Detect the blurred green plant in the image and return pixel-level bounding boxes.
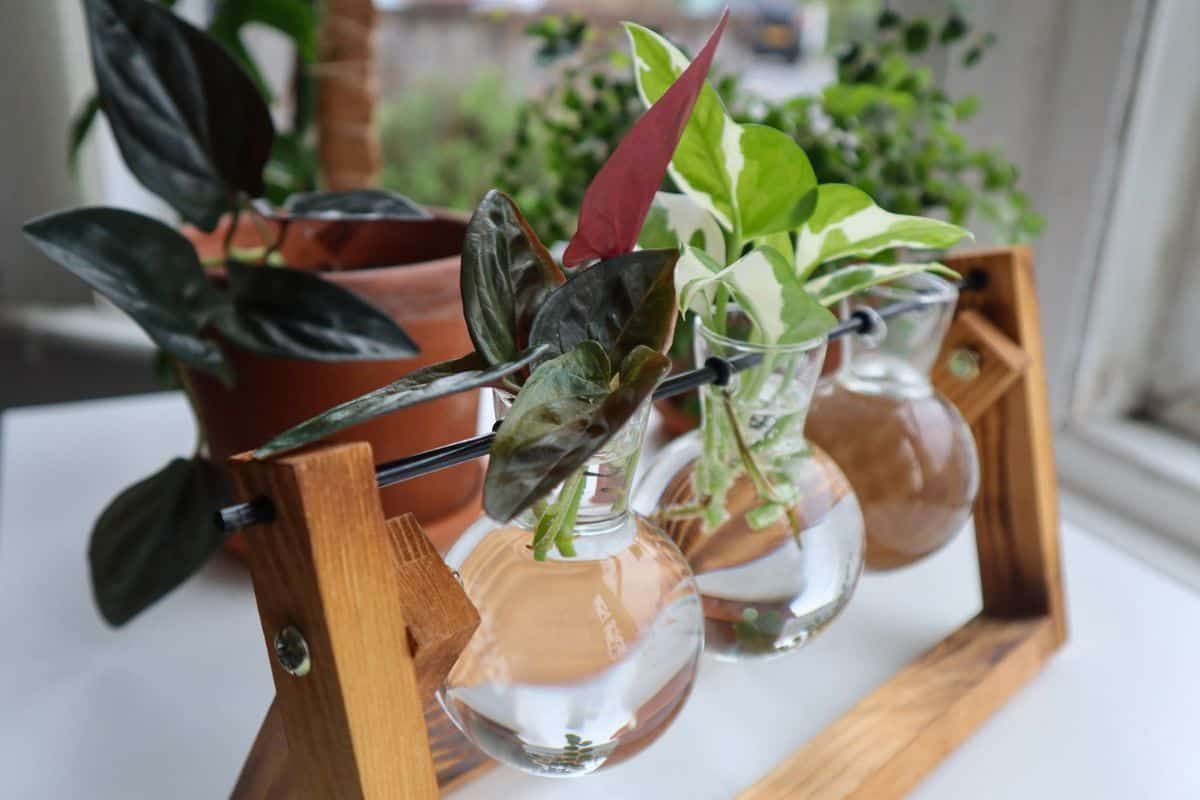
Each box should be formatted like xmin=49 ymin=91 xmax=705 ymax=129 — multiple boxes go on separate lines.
xmin=378 ymin=73 xmax=520 ymax=211
xmin=496 ymin=8 xmax=1043 ymax=244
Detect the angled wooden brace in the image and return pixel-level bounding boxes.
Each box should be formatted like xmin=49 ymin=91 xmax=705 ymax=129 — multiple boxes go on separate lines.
xmin=226 ymin=443 xmax=485 ymax=799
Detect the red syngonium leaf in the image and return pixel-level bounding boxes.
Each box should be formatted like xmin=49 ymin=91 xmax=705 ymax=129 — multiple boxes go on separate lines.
xmin=562 ymin=9 xmax=730 ymax=267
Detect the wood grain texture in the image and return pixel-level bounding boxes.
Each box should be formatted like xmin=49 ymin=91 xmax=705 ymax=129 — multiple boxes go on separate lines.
xmin=738 ymin=615 xmax=1058 ymax=800
xmin=230 ymin=700 xmax=292 ymax=800
xmin=317 ymin=0 xmax=381 ymax=188
xmin=945 ymin=247 xmax=1068 ymax=642
xmin=384 ymin=514 xmax=481 ymax=701
xmin=932 ymin=309 xmax=1030 ymax=427
xmin=229 ymin=443 xmax=439 ymax=800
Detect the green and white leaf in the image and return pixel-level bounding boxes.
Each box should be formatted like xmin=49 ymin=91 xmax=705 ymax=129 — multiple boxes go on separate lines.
xmin=638 ymin=191 xmax=726 ymax=263
xmin=806 ymin=262 xmax=960 ymax=306
xmin=625 ymin=24 xmax=817 ymax=240
xmin=677 ymin=246 xmax=837 ymax=344
xmin=794 ymin=184 xmax=972 ymax=280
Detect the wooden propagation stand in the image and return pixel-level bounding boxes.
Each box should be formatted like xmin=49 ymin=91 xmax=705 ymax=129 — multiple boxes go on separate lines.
xmin=227 ymin=246 xmax=1065 ymax=799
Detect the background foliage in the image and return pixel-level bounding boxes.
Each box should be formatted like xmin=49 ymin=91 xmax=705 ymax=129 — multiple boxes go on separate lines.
xmin=495 ymin=8 xmax=1042 ymax=245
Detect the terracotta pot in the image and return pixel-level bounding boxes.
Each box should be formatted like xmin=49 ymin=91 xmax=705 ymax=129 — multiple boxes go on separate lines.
xmin=183 ymin=212 xmax=482 ymax=553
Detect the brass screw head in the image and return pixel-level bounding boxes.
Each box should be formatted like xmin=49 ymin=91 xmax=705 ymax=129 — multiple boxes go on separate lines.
xmin=274 ymin=625 xmax=311 ymax=677
xmin=948 ymin=347 xmax=982 ymax=380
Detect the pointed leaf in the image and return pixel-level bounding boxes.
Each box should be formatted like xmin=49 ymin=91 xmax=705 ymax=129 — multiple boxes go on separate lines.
xmin=461 ymin=190 xmax=565 ymax=365
xmin=89 ymin=457 xmax=229 ymax=626
xmin=638 ymin=191 xmax=726 ymax=263
xmin=530 ymin=248 xmax=678 ymax=367
xmin=255 ymin=346 xmax=549 ymax=458
xmin=806 ymin=262 xmax=960 ymax=306
xmin=67 ymin=94 xmax=102 ymax=175
xmin=281 ymin=189 xmax=431 ymax=221
xmin=23 ymin=207 xmax=229 ymax=380
xmin=794 ymin=184 xmax=972 ymax=280
xmin=213 ymin=261 xmax=419 ymax=361
xmin=562 ymin=10 xmax=729 ymax=266
xmin=83 ymin=0 xmax=275 ymax=229
xmin=484 ymin=343 xmax=668 ymax=521
xmin=624 ymin=20 xmax=738 ymax=231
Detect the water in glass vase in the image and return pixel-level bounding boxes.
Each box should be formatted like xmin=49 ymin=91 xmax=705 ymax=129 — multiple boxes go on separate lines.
xmin=637 ymin=317 xmax=865 ymax=661
xmin=808 ymin=273 xmax=980 ymax=570
xmin=440 ymin=401 xmax=704 ymax=777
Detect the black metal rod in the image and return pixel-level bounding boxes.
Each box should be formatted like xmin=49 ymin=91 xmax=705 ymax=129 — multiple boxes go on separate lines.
xmin=215 ymin=270 xmax=985 ymax=533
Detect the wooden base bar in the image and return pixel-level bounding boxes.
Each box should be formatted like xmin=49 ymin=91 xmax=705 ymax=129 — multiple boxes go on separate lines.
xmin=740 ymin=615 xmax=1057 ymax=799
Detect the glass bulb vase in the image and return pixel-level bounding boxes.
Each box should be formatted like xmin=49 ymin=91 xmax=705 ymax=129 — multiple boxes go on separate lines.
xmin=808 ymin=272 xmax=981 ymax=571
xmin=637 ymin=314 xmax=865 ymax=661
xmin=440 ymin=399 xmax=704 ymax=778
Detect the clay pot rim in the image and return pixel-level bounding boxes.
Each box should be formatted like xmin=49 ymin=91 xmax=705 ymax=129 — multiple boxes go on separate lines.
xmin=186 ymin=206 xmax=471 ymax=277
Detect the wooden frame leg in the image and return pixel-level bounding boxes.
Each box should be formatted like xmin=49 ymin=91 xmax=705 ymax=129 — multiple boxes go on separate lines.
xmin=227 ymin=443 xmax=448 ymax=800
xmin=740 ymin=246 xmax=1068 ymax=799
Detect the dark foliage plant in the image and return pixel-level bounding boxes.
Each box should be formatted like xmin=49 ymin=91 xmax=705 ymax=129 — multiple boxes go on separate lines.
xmin=28 ymin=1 xmax=725 ymax=622
xmin=29 ymin=0 xmax=447 ymax=626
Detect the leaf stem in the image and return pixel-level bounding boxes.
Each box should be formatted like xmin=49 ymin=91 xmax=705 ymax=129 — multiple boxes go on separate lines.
xmin=222 ymin=205 xmax=242 ymax=261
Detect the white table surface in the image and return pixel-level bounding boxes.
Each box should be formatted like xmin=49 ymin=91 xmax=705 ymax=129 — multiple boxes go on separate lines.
xmin=2 ymin=393 xmax=1198 ymax=799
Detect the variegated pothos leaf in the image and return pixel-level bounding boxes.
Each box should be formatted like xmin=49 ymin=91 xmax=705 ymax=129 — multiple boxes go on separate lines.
xmin=794 ymin=184 xmax=972 ymax=280
xmin=677 ymin=245 xmax=836 ymax=344
xmin=805 ymin=262 xmax=960 ymax=306
xmin=638 ymin=191 xmax=727 ymax=263
xmin=625 ymin=24 xmax=816 ymax=241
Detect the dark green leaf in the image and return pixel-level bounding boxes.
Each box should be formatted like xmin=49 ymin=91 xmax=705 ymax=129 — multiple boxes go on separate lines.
xmin=263 ymin=132 xmax=318 ymax=204
xmin=903 ymin=21 xmax=931 ymax=53
xmin=89 ymin=457 xmax=229 ymax=626
xmin=67 ymin=94 xmax=102 ymax=175
xmin=255 ymin=345 xmax=549 ymax=458
xmin=22 ymin=207 xmax=229 ymax=381
xmin=461 ymin=190 xmax=565 ymax=365
xmin=213 ymin=261 xmax=419 ymax=361
xmin=484 ymin=342 xmax=668 ymax=521
xmin=282 ymin=189 xmax=431 ymax=221
xmin=940 ymin=12 xmax=970 ymax=44
xmin=210 ymin=0 xmax=317 ymax=61
xmin=529 ymin=248 xmax=678 ymax=368
xmin=877 ymin=9 xmax=902 ymax=30
xmin=83 ymin=0 xmax=275 ymax=229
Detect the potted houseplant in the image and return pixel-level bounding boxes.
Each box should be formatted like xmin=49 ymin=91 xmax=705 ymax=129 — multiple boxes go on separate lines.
xmin=23 ymin=0 xmax=480 ymax=625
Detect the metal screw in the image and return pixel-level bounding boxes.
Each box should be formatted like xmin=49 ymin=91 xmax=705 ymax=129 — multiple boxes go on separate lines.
xmin=947 ymin=347 xmax=982 ymax=381
xmin=274 ymin=625 xmax=311 ymax=677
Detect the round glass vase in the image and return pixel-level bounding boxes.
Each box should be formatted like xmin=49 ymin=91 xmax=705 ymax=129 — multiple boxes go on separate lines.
xmin=807 ymin=272 xmax=980 ymax=571
xmin=637 ymin=313 xmax=865 ymax=661
xmin=439 ymin=396 xmax=704 ymax=778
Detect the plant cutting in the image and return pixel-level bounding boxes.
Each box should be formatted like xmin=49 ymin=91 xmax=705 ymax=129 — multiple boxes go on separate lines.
xmin=23 ymin=0 xmax=476 ymax=626
xmin=258 ymin=12 xmax=732 ymax=776
xmin=625 ymin=23 xmax=972 ymax=658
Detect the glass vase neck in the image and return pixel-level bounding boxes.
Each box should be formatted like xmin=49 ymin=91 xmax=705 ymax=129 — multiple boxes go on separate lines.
xmin=694 ymin=314 xmax=827 ymax=427
xmin=494 ymin=390 xmax=651 ymax=549
xmin=838 ymin=272 xmax=957 ymax=399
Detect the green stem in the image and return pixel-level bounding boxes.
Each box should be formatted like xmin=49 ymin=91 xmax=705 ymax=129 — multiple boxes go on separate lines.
xmin=553 ymin=471 xmax=587 ymax=558
xmin=721 ymin=392 xmax=783 ymax=505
